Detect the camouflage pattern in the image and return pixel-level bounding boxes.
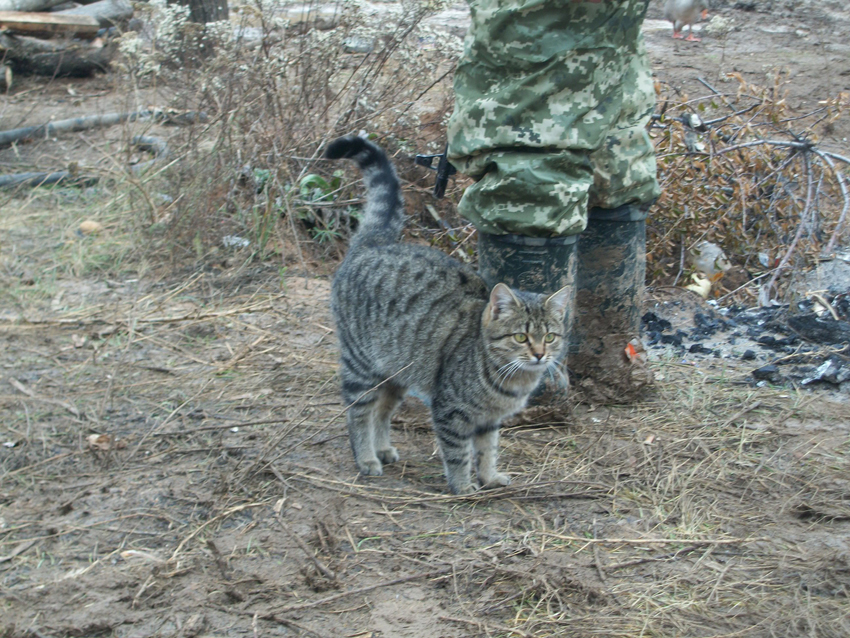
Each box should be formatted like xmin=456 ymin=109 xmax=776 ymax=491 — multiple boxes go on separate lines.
xmin=447 ymin=0 xmax=661 ymax=237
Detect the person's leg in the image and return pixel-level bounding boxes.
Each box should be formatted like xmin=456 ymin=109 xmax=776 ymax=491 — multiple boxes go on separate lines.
xmin=573 ymin=30 xmax=660 ymax=403
xmin=447 ymin=0 xmax=657 ymax=402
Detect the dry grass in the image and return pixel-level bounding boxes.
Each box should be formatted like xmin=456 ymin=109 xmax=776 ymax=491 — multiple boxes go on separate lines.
xmin=2 ymin=5 xmax=850 ymax=637
xmin=2 ymin=237 xmax=848 ymax=636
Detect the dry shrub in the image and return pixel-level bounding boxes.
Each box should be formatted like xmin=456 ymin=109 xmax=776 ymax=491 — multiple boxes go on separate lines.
xmin=649 ymin=73 xmax=848 ymax=303
xmin=115 ymin=0 xmax=459 ymax=265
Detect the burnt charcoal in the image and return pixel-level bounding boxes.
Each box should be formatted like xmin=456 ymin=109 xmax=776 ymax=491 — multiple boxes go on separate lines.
xmin=689 ymin=343 xmax=713 ymax=354
xmin=741 ymin=349 xmax=757 ymax=361
xmin=762 ymin=320 xmax=788 ymax=333
xmin=646 ymin=331 xmax=662 ymax=346
xmin=752 ymin=364 xmax=780 ymax=382
xmin=736 ymin=305 xmax=790 ymax=329
xmin=642 ymin=312 xmax=672 ymax=334
xmin=661 ymin=330 xmax=687 ymax=347
xmin=756 ymin=335 xmax=798 ymax=350
xmin=833 ymin=293 xmax=850 ymax=319
xmin=786 ymin=314 xmax=850 ymax=345
xmin=692 ymin=312 xmax=730 ymax=337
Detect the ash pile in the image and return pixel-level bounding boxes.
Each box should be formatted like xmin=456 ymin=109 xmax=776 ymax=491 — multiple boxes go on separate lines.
xmin=643 ymin=290 xmax=850 ymax=389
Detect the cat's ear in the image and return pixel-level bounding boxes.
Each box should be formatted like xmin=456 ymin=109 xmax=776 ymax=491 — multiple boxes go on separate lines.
xmin=489 ymin=283 xmax=521 ymax=321
xmin=545 ymin=285 xmax=572 ymax=319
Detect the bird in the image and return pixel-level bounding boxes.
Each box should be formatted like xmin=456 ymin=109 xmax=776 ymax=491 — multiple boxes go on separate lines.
xmin=664 ymin=0 xmax=709 ymax=42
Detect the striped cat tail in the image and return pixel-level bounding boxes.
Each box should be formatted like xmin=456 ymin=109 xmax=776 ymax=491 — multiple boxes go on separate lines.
xmin=325 ymin=136 xmax=404 ymax=247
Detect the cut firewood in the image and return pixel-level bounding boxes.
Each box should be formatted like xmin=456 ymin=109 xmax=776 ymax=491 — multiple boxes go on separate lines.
xmin=0 ymin=32 xmax=114 ymax=76
xmin=57 ymin=0 xmax=133 ymax=28
xmin=0 ymin=0 xmax=68 ymax=11
xmin=0 ymin=11 xmax=99 ymax=38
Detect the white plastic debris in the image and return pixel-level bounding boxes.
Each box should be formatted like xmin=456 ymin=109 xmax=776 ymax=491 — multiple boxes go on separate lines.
xmin=222 ymin=235 xmax=250 ymax=249
xmin=685 ymin=273 xmax=712 ymax=298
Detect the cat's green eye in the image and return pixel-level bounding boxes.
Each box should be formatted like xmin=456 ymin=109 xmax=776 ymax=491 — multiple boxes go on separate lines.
xmin=544 ymin=333 xmax=556 ymax=343
xmin=514 ymin=333 xmax=528 ymax=343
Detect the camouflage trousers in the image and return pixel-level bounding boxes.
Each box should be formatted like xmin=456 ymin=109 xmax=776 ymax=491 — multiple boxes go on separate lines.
xmin=447 ymin=0 xmax=661 ymax=237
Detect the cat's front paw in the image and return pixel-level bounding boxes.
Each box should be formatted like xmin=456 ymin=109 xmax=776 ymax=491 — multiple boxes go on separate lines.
xmin=481 ymin=472 xmax=511 ymax=489
xmin=377 ymin=446 xmax=399 ymax=464
xmin=358 ymin=459 xmax=383 ymax=476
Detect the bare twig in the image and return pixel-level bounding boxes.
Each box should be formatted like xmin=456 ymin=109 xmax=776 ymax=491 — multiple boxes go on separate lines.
xmin=8 ymin=377 xmax=80 ymax=417
xmin=168 ymin=502 xmax=267 ymax=564
xmin=813 ymin=150 xmax=849 ymax=255
xmin=760 ymin=152 xmax=814 ymax=305
xmin=440 ymin=616 xmax=533 ymax=638
xmin=275 ymin=513 xmax=336 ymax=581
xmin=263 ymin=568 xmax=452 ymax=615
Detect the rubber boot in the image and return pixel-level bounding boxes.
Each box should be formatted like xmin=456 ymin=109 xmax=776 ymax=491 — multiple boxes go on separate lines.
xmin=571 ymin=204 xmax=652 ymax=403
xmin=477 ymin=232 xmax=577 ymax=405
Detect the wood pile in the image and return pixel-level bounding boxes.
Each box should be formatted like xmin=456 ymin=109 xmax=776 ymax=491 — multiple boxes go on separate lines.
xmin=0 ymin=0 xmax=132 ymax=81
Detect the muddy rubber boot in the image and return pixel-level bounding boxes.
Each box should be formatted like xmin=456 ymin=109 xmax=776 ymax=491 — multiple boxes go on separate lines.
xmin=477 ymin=232 xmax=577 ymax=405
xmin=571 ymin=204 xmax=653 ymax=403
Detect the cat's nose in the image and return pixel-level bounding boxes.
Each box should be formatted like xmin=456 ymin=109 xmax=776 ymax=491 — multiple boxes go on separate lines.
xmin=532 ymin=352 xmax=544 ymax=361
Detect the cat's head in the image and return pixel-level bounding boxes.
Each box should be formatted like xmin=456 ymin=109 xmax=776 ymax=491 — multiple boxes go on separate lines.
xmin=481 ymin=283 xmax=571 ymax=375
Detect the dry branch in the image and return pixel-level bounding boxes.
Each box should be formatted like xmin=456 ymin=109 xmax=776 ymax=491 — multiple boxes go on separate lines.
xmin=651 ymin=79 xmax=849 ymax=304
xmin=0 ymin=0 xmax=66 ymax=11
xmin=275 ymin=513 xmax=336 ymax=581
xmin=759 ymin=152 xmax=815 ymax=305
xmin=815 ymin=150 xmax=850 ymax=255
xmin=536 ymin=532 xmax=764 ymax=546
xmin=263 ymin=568 xmax=452 ymax=615
xmin=57 ymin=0 xmax=133 ymax=27
xmin=0 ymin=108 xmax=197 ymax=147
xmin=0 ymin=11 xmax=99 ymax=38
xmin=441 ymin=616 xmax=533 ymax=638
xmin=168 ymin=502 xmax=267 ymax=563
xmin=0 ymin=32 xmax=114 ymax=77
xmin=0 ymin=136 xmax=172 ymax=189
xmin=0 ymin=170 xmax=95 ymax=189
xmin=0 ymin=538 xmax=38 ymax=564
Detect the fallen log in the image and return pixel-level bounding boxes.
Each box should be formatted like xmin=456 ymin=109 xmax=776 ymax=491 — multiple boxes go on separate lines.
xmin=0 ymin=0 xmax=67 ymax=11
xmin=0 ymin=170 xmax=96 ymax=188
xmin=0 ymin=32 xmax=115 ymax=77
xmin=57 ymin=0 xmax=133 ymax=27
xmin=0 ymin=108 xmax=208 ymax=147
xmin=0 ymin=136 xmax=172 ymax=189
xmin=0 ymin=11 xmax=99 ymax=38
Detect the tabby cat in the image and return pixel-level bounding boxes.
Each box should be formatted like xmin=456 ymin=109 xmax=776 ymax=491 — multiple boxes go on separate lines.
xmin=326 ymin=136 xmax=570 ymax=494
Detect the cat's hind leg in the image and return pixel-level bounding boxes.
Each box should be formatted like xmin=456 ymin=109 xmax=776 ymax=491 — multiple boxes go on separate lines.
xmin=432 ymin=405 xmax=475 ymax=494
xmin=373 ymin=382 xmax=405 ymax=465
xmin=473 ymin=424 xmax=510 ymax=489
xmin=341 ymin=370 xmax=383 ymax=476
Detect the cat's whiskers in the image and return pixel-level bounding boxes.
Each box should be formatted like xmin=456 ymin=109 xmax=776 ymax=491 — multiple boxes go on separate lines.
xmin=495 ymin=359 xmax=523 ymax=390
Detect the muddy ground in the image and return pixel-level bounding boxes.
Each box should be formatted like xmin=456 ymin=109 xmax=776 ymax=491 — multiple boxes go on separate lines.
xmin=2 ymin=1 xmax=850 ymax=637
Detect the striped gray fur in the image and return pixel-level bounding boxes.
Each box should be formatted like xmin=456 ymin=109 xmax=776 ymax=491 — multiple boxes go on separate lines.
xmin=326 ymin=136 xmax=570 ymax=494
